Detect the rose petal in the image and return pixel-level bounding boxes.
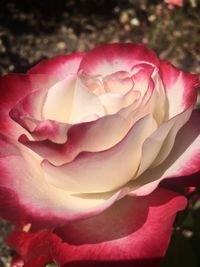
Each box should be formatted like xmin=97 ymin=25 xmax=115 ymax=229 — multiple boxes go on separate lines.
xmin=131 ymin=63 xmax=155 ymax=99
xmin=19 ymin=114 xmax=130 ymax=165
xmin=28 ymin=52 xmax=85 ymax=80
xmin=136 ymin=107 xmax=192 ymax=177
xmin=68 ymin=78 xmax=105 ymax=123
xmin=159 ymin=61 xmax=199 ymax=118
xmin=0 ymin=134 xmax=130 ymax=230
xmin=42 ymin=114 xmax=157 ymax=193
xmin=99 ymin=89 xmax=140 ymax=115
xmin=103 ymin=71 xmax=133 ymax=94
xmin=78 ymin=43 xmax=159 ymax=76
xmin=7 ymin=229 xmax=59 ymax=267
xmin=42 ymin=75 xmax=77 ymax=123
xmin=129 ymin=109 xmax=200 ymax=196
xmin=0 ymin=74 xmax=54 ymax=137
xmin=7 ymin=188 xmax=186 ymax=267
xmin=9 ymin=89 xmax=48 ymax=132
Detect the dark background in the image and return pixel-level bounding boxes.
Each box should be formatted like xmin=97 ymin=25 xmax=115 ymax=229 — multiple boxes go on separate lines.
xmin=0 ymin=0 xmax=200 ymax=266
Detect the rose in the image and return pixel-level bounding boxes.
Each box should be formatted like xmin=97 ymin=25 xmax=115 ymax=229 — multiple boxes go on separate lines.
xmin=0 ymin=43 xmax=200 ymax=266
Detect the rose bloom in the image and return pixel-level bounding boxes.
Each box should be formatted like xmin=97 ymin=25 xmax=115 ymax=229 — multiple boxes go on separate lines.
xmin=0 ymin=43 xmax=200 ymax=267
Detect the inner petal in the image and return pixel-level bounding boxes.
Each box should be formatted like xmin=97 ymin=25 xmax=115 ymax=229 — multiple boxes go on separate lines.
xmin=99 ymin=89 xmax=140 ymax=115
xmin=42 ymin=114 xmax=157 ymax=194
xmin=103 ymin=71 xmax=134 ymax=94
xmin=68 ymin=78 xmax=105 ymax=123
xmin=43 ymin=75 xmax=76 ymax=123
xmin=79 ymin=72 xmax=105 ymax=96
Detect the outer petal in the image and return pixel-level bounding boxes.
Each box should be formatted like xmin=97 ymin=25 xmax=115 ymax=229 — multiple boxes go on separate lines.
xmin=28 ymin=52 xmax=86 ymax=80
xmin=42 ymin=115 xmax=157 ymax=193
xmin=0 ymin=74 xmax=54 ymax=137
xmin=7 ymin=229 xmax=59 ymax=267
xmin=159 ymin=61 xmax=199 ymax=118
xmin=0 ymin=133 xmax=130 ymax=231
xmin=9 ymin=89 xmax=48 ymax=132
xmin=129 ymin=109 xmax=200 ymax=196
xmin=78 ymin=43 xmax=159 ymax=76
xmin=7 ymin=189 xmax=186 ymax=267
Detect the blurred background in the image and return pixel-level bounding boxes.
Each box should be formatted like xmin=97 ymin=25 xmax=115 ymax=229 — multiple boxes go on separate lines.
xmin=0 ymin=0 xmax=200 ymax=266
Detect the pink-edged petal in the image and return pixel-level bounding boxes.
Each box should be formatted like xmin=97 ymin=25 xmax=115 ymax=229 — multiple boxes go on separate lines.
xmin=78 ymin=43 xmax=159 ymax=76
xmin=19 ymin=114 xmax=130 ymax=165
xmin=17 ymin=95 xmax=143 ymax=163
xmin=129 ymin=109 xmax=200 ymax=196
xmin=0 ymin=133 xmax=130 ymax=230
xmin=17 ymin=94 xmax=145 ymax=164
xmin=131 ymin=63 xmax=167 ymax=125
xmin=53 ymin=188 xmax=186 ymax=266
xmin=159 ymin=61 xmax=200 ymax=118
xmin=9 ymin=89 xmax=48 ymax=132
xmin=7 ymin=189 xmax=186 ymax=267
xmin=42 ymin=115 xmax=157 ymax=193
xmin=136 ymin=107 xmax=192 ymax=177
xmin=0 ymin=74 xmax=54 ymax=137
xmin=131 ymin=63 xmax=155 ymax=99
xmin=28 ymin=52 xmax=86 ymax=80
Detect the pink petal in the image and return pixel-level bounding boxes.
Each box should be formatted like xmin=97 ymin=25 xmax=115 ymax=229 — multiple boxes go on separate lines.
xmin=131 ymin=63 xmax=155 ymax=99
xmin=42 ymin=115 xmax=157 ymax=193
xmin=28 ymin=52 xmax=85 ymax=80
xmin=159 ymin=61 xmax=200 ymax=118
xmin=0 ymin=74 xmax=53 ymax=137
xmin=78 ymin=43 xmax=159 ymax=76
xmin=9 ymin=89 xmax=48 ymax=132
xmin=0 ymin=134 xmax=130 ymax=230
xmin=7 ymin=229 xmax=60 ymax=267
xmin=7 ymin=188 xmax=186 ymax=267
xmin=19 ymin=114 xmax=130 ymax=165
